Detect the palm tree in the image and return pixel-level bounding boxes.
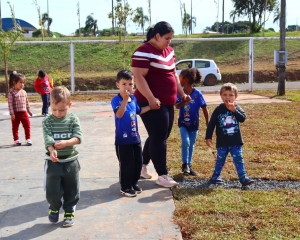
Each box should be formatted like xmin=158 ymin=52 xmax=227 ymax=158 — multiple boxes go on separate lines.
xmin=229 ymin=10 xmax=238 ymax=33
xmin=42 ymin=13 xmax=52 ymax=36
xmin=132 ymin=7 xmax=149 ymax=35
xmin=183 ymin=12 xmax=196 ymax=35
xmin=84 ymin=13 xmax=98 ymax=36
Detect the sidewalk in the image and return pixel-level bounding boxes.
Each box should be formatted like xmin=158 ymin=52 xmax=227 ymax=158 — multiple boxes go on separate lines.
xmin=0 ymin=101 xmax=181 ymax=240
xmin=0 ymin=93 xmax=289 ymax=239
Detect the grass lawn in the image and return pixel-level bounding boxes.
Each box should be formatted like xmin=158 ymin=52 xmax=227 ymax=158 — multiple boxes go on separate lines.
xmin=168 ymin=90 xmax=300 ymax=239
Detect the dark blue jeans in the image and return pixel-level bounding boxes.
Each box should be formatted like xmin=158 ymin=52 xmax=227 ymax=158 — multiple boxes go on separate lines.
xmin=41 ymin=93 xmax=50 ymax=114
xmin=138 ymin=102 xmax=174 ymax=176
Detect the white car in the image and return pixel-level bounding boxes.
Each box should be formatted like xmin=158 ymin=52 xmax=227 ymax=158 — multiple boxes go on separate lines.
xmin=175 ymin=59 xmax=222 ymax=86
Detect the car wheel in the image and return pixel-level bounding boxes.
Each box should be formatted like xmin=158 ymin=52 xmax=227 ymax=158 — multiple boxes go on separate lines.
xmin=204 ymin=74 xmax=217 ymax=86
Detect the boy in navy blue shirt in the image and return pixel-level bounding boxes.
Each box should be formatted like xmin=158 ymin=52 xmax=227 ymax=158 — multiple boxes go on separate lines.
xmin=111 ymin=70 xmax=150 ymax=197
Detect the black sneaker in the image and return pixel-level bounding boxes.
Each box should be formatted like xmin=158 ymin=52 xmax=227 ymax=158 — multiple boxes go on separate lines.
xmin=241 ymin=177 xmax=254 ymax=187
xmin=182 ymin=163 xmax=190 ymax=175
xmin=63 ymin=212 xmax=74 ymax=227
xmin=120 ymin=188 xmax=137 ymax=197
xmin=48 ymin=209 xmax=59 ymax=224
xmin=188 ymin=167 xmax=198 ymax=176
xmin=133 ymin=184 xmax=142 ymax=194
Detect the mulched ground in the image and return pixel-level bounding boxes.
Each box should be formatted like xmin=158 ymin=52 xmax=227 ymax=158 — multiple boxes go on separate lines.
xmin=177 ymin=178 xmax=300 ymax=190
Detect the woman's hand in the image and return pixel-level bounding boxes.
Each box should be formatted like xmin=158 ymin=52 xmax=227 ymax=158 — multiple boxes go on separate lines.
xmin=148 ymin=97 xmax=161 ymax=110
xmin=182 ymin=94 xmax=192 ymax=103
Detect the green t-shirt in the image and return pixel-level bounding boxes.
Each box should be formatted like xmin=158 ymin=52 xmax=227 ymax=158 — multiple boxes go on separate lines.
xmin=42 ymin=113 xmax=82 ymax=162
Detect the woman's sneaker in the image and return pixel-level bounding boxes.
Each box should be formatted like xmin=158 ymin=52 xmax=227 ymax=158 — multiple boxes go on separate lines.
xmin=133 ymin=184 xmax=142 ymax=194
xmin=14 ymin=140 xmax=21 ymax=146
xmin=156 ymin=175 xmax=178 ymax=188
xmin=120 ymin=188 xmax=137 ymax=197
xmin=141 ymin=164 xmax=152 ymax=179
xmin=63 ymin=212 xmax=74 ymax=227
xmin=48 ymin=209 xmax=59 ymax=223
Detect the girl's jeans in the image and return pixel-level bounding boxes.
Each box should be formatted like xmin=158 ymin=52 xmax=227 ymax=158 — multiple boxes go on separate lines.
xmin=179 ymin=127 xmax=198 ymax=166
xmin=212 ymin=145 xmax=247 ymax=181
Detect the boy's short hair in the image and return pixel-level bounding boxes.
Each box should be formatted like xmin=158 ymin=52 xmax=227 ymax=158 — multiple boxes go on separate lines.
xmin=38 ymin=70 xmax=46 ymax=78
xmin=116 ymin=70 xmax=133 ymax=82
xmin=220 ymin=83 xmax=238 ymax=96
xmin=50 ymin=86 xmax=71 ymax=104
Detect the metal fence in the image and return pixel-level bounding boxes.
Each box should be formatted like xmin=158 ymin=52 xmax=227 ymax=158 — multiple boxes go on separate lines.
xmin=7 ymin=37 xmax=300 ymax=94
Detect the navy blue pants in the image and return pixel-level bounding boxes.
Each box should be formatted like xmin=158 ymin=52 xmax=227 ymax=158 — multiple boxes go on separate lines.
xmin=41 ymin=93 xmax=50 ymax=114
xmin=138 ymin=102 xmax=174 ymax=176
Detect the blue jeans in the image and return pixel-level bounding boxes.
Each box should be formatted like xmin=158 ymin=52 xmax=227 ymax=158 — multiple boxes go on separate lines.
xmin=180 ymin=127 xmax=198 ymax=166
xmin=212 ymin=145 xmax=247 ymax=181
xmin=41 ymin=93 xmax=50 ymax=114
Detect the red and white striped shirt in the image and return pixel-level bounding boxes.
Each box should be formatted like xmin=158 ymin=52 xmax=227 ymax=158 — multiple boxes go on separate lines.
xmin=131 ymin=42 xmax=177 ymax=105
xmin=8 ymin=88 xmax=30 ymax=115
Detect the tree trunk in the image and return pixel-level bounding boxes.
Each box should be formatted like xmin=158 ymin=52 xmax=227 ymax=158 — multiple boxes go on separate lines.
xmin=4 ymin=56 xmax=9 ymax=98
xmin=278 ymin=0 xmax=286 ymax=95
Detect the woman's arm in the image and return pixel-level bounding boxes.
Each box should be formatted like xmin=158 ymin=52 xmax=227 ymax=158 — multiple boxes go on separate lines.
xmin=132 ymin=67 xmax=160 ymax=110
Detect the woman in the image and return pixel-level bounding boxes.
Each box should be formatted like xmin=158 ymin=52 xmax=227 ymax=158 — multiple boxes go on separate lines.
xmin=131 ymin=21 xmax=191 ymax=188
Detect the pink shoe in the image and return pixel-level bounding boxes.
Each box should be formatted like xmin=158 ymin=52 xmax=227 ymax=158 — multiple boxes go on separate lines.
xmin=141 ymin=164 xmax=152 ymax=179
xmin=156 ymin=175 xmax=178 ymax=188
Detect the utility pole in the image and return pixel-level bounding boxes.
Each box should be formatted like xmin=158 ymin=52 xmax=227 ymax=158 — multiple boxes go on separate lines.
xmin=47 ymin=0 xmax=50 ymax=36
xmin=0 ymin=0 xmax=2 ymax=30
xmin=112 ymin=0 xmax=115 ymax=35
xmin=190 ymin=0 xmax=192 ymax=34
xmin=221 ymin=0 xmax=224 ymax=34
xmin=77 ymin=1 xmax=80 ymax=36
xmin=278 ymin=0 xmax=286 ymax=95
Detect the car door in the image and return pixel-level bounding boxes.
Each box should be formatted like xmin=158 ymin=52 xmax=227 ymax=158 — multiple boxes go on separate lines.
xmin=175 ymin=60 xmax=193 ymax=76
xmin=195 ymin=60 xmax=210 ymax=80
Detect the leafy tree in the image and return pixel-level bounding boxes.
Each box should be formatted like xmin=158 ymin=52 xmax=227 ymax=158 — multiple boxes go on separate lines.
xmin=32 ymin=0 xmax=45 ymax=40
xmin=108 ymin=0 xmax=133 ymax=42
xmin=232 ymin=0 xmax=278 ymax=33
xmin=230 ymin=9 xmax=238 ymax=33
xmin=132 ymin=7 xmax=149 ymax=35
xmin=0 ymin=2 xmax=23 ymax=96
xmin=42 ymin=13 xmax=53 ymax=36
xmin=84 ymin=13 xmax=98 ymax=36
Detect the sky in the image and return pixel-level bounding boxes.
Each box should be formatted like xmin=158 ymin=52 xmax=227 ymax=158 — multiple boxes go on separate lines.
xmin=2 ymin=0 xmax=299 ymax=35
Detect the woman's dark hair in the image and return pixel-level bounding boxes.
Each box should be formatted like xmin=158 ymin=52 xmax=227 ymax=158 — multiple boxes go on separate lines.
xmin=38 ymin=70 xmax=46 ymax=78
xmin=9 ymin=71 xmax=25 ymax=88
xmin=145 ymin=21 xmax=174 ymax=42
xmin=180 ymin=68 xmax=202 ymax=85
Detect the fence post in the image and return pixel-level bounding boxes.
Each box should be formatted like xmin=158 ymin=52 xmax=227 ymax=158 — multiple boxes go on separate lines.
xmin=70 ymin=41 xmax=75 ymax=94
xmin=249 ymin=38 xmax=254 ymax=92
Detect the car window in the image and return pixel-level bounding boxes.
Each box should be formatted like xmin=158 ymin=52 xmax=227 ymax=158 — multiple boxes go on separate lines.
xmin=195 ymin=61 xmax=210 ymax=68
xmin=176 ymin=61 xmax=192 ymax=70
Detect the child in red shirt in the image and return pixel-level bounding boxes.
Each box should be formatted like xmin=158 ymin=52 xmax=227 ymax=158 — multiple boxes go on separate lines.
xmin=34 ymin=70 xmax=53 ymax=116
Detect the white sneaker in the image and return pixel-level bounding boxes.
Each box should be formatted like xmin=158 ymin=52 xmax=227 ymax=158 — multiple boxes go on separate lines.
xmin=26 ymin=139 xmax=32 ymax=146
xmin=156 ymin=175 xmax=178 ymax=188
xmin=141 ymin=164 xmax=152 ymax=179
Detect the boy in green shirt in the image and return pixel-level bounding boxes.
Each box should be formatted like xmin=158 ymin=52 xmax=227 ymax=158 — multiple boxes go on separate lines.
xmin=42 ymin=86 xmax=82 ymax=227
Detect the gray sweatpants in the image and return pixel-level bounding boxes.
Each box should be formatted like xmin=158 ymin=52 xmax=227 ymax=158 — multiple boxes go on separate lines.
xmin=45 ymin=159 xmax=81 ymax=213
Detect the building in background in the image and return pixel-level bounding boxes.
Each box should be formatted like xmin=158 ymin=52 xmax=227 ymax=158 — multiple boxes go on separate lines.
xmin=2 ymin=17 xmax=37 ymax=37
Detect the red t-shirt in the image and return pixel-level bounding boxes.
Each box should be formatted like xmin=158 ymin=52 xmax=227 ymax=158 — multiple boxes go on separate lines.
xmin=131 ymin=42 xmax=177 ymax=105
xmin=34 ymin=74 xmax=53 ymax=95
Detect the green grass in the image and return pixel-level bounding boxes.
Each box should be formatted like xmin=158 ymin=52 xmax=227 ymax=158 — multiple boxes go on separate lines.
xmin=168 ymin=90 xmax=300 ymax=239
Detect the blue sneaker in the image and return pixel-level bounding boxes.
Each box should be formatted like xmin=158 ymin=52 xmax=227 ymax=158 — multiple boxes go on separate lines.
xmin=48 ymin=209 xmax=59 ymax=223
xmin=210 ymin=177 xmax=224 ymax=184
xmin=63 ymin=212 xmax=74 ymax=227
xmin=241 ymin=177 xmax=254 ymax=186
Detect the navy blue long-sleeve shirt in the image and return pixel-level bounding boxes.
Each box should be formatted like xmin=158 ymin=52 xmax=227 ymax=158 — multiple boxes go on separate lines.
xmin=205 ymin=103 xmax=246 ymax=148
